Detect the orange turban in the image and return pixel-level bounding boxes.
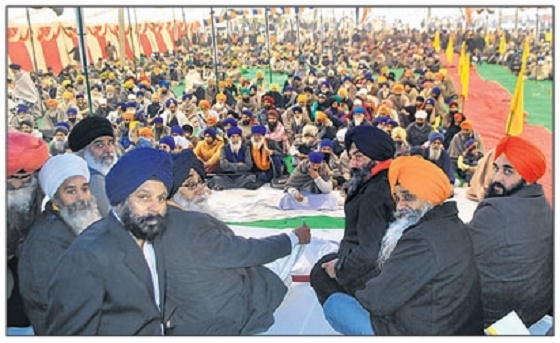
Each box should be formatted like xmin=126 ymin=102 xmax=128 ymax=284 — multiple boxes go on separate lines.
xmin=218 ymin=81 xmax=226 ymax=88
xmin=122 ymin=112 xmax=134 ymax=120
xmin=404 ymin=69 xmax=413 ymax=77
xmin=392 ymin=84 xmax=404 ymax=93
xmin=216 ymin=93 xmax=226 ymax=102
xmin=495 ymin=136 xmax=546 ymax=183
xmin=8 ymin=132 xmax=49 ymax=176
xmin=388 ymin=156 xmax=453 ymax=205
xmin=206 ymin=116 xmax=217 ymax=125
xmin=46 ymin=99 xmax=59 ymax=108
xmin=138 ymin=127 xmax=153 ymax=138
xmin=460 ymin=120 xmax=474 ymax=130
xmin=316 ymin=111 xmax=327 ymax=121
xmin=199 ymin=100 xmax=211 ymax=109
xmin=378 ymin=105 xmax=391 ymax=115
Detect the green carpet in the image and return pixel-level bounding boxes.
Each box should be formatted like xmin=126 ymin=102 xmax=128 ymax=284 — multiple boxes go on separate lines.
xmin=476 ymin=63 xmax=553 ymax=132
xmin=227 ymin=215 xmax=345 ymax=229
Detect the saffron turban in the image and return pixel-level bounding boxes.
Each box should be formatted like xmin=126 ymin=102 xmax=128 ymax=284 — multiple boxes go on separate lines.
xmin=138 ymin=127 xmax=153 ymax=138
xmin=460 ymin=120 xmax=474 ymax=130
xmin=388 ymin=156 xmax=452 ymax=205
xmin=105 ymin=148 xmax=173 ymax=205
xmin=7 ymin=132 xmax=49 ymax=176
xmin=199 ymin=100 xmax=211 ymax=109
xmin=345 ymin=125 xmax=395 ymax=162
xmin=495 ymin=136 xmax=546 ymax=183
xmin=39 ymin=154 xmax=89 ymax=199
xmin=316 ymin=111 xmax=327 ymax=121
xmin=122 ymin=112 xmax=134 ymax=120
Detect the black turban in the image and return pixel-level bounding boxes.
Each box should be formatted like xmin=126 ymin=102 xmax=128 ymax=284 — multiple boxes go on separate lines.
xmin=68 ymin=116 xmax=114 ymax=152
xmin=169 ymin=150 xmax=206 ymax=198
xmin=345 ymin=125 xmax=395 ymax=162
xmin=105 ymin=148 xmax=173 ymax=205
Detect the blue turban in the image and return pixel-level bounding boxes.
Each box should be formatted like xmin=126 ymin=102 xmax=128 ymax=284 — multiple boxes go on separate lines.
xmin=251 ymin=125 xmax=266 ymax=136
xmin=159 ymin=135 xmax=176 ymax=150
xmin=308 ymin=151 xmax=324 ymax=164
xmin=55 ymin=122 xmax=70 ymax=131
xmin=425 ymin=98 xmax=436 ymax=106
xmin=76 ymin=93 xmax=85 ymax=99
xmin=320 ymin=138 xmax=334 ymax=149
xmin=223 ymin=117 xmax=238 ymax=127
xmin=170 ymin=125 xmax=184 ymax=136
xmin=309 ymin=70 xmax=317 ymax=76
xmin=284 ymin=86 xmax=293 ymax=92
xmin=105 ymin=148 xmax=173 ymax=205
xmin=227 ymin=126 xmax=242 ymax=137
xmin=182 ymin=93 xmax=192 ymax=101
xmin=293 ymin=76 xmax=302 ymax=81
xmin=345 ymin=125 xmax=395 ymax=161
xmin=166 ymin=98 xmax=178 ymax=108
xmin=116 ymin=102 xmax=126 ymax=110
xmin=464 ymin=138 xmax=476 ymax=149
xmin=17 ymin=105 xmax=29 ymax=113
xmin=241 ymin=110 xmax=253 ymax=118
xmin=67 ymin=107 xmax=78 ymax=115
xmin=138 ymin=84 xmax=148 ymax=90
xmin=321 ymin=81 xmax=330 ymax=88
xmin=432 ymin=87 xmax=441 ymax=96
xmin=159 ymin=80 xmax=170 ymax=88
xmin=170 ymin=149 xmax=205 ymax=197
xmin=292 ymin=106 xmax=303 ymax=113
xmin=377 ymin=116 xmax=389 ymax=124
xmin=136 ymin=91 xmax=145 ymax=97
xmin=125 ymin=101 xmax=136 ymax=108
xmin=9 ymin=63 xmax=21 ymax=70
xmin=92 ymin=84 xmax=102 ymax=91
xmin=249 ymin=84 xmax=257 ymax=91
xmin=429 ymin=132 xmax=445 ymax=143
xmin=203 ymin=127 xmax=217 ymax=140
xmin=343 ymin=76 xmax=352 ymax=83
xmin=388 ymin=120 xmax=399 ymax=127
xmin=153 ymin=116 xmax=164 ymax=124
xmin=352 ymin=106 xmax=366 ymax=116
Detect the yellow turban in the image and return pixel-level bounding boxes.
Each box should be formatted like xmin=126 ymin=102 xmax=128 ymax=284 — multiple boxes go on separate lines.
xmin=218 ymin=81 xmax=226 ymax=88
xmin=297 ymin=94 xmax=307 ymax=102
xmin=129 ymin=120 xmax=141 ymax=130
xmin=388 ymin=156 xmax=453 ymax=205
xmin=106 ymin=85 xmax=115 ymax=92
xmin=63 ymin=91 xmax=74 ymax=100
xmin=216 ymin=93 xmax=226 ymax=102
xmin=270 ymin=83 xmax=279 ymax=91
xmin=108 ymin=72 xmax=115 ymax=80
xmin=124 ymin=80 xmax=134 ymax=89
xmin=316 ymin=111 xmax=327 ymax=121
xmin=256 ymin=70 xmax=263 ymax=78
xmin=62 ymin=80 xmax=71 ymax=87
xmin=337 ymin=88 xmax=348 ymax=97
xmin=378 ymin=76 xmax=387 ymax=83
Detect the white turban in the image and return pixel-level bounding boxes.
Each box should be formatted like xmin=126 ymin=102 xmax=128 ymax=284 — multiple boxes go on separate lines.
xmin=39 ymin=154 xmax=90 ymax=199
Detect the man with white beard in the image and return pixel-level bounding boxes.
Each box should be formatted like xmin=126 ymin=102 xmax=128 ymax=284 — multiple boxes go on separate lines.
xmin=19 ymin=154 xmax=102 ymax=335
xmin=48 ymin=124 xmax=70 ymax=156
xmin=321 ymin=156 xmax=483 ymax=335
xmin=421 ymin=132 xmax=455 ymax=185
xmin=7 ymin=132 xmax=49 ymax=328
xmin=209 ymin=127 xmax=262 ymax=190
xmin=169 ymin=149 xmax=217 ymax=218
xmin=68 ymin=116 xmax=118 ymax=217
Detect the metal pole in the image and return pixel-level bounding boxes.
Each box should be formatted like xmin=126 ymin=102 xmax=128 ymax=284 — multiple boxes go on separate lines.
xmin=172 ymin=8 xmax=178 ymax=53
xmin=134 ymin=8 xmax=141 ymax=59
xmin=75 ymin=7 xmax=93 ymax=116
xmin=210 ymin=7 xmax=219 ymax=84
xmin=296 ymin=11 xmax=301 ymax=53
xmin=118 ymin=8 xmax=126 ymax=62
xmin=320 ymin=8 xmax=324 ymax=52
xmin=515 ymin=8 xmax=519 ymax=31
xmin=535 ymin=8 xmax=539 ymax=48
xmin=181 ymin=7 xmax=189 ymax=51
xmin=265 ymin=8 xmax=273 ymax=84
xmin=25 ymin=8 xmax=46 ymax=120
xmin=126 ymin=7 xmax=137 ymax=79
xmin=226 ymin=8 xmax=232 ymax=61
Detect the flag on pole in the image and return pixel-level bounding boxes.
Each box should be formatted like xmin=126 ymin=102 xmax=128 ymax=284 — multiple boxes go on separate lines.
xmin=505 ymin=37 xmax=530 ymax=136
xmin=499 ymin=33 xmax=506 ymax=55
xmin=446 ymin=33 xmax=454 ymax=63
xmin=361 ymin=8 xmax=370 ymax=25
xmin=458 ymin=42 xmax=466 ymax=78
xmin=461 ymin=52 xmax=470 ymax=100
xmin=434 ymin=29 xmax=441 ymax=52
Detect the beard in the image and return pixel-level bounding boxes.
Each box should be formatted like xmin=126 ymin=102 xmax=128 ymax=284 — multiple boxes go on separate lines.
xmin=251 ymin=137 xmax=264 ymax=149
xmin=268 ymin=121 xmax=278 ymax=131
xmin=485 ymin=179 xmax=526 ymax=198
xmin=428 ymin=147 xmax=442 ymax=161
xmin=7 ymin=177 xmax=40 ymax=260
xmin=84 ymin=147 xmax=118 ymax=176
xmin=171 ymin=192 xmax=217 ymax=217
xmin=230 ymin=141 xmax=242 ymax=155
xmin=120 ymin=201 xmax=168 ymax=242
xmin=343 ymin=161 xmax=375 ymax=197
xmin=377 ymin=203 xmax=433 ymax=270
xmin=54 ymin=139 xmax=67 ymax=153
xmin=302 ymin=136 xmax=314 ymax=145
xmin=57 ymin=197 xmax=102 ymax=235
xmin=354 ymin=117 xmax=364 ymax=126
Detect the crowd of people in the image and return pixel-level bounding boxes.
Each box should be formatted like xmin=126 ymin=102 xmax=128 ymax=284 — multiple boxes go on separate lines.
xmin=6 ymin=18 xmax=553 ymax=336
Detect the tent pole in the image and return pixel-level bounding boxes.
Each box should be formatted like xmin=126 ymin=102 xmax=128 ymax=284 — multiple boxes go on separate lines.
xmin=126 ymin=7 xmax=137 ymax=79
xmin=210 ymin=7 xmax=220 ymax=84
xmin=118 ymin=8 xmax=126 ymax=63
xmin=181 ymin=7 xmax=189 ymax=51
xmin=265 ymin=8 xmax=273 ymax=84
xmin=25 ymin=7 xmax=45 ymax=119
xmin=134 ymin=8 xmax=141 ymax=60
xmin=75 ymin=7 xmax=93 ymax=116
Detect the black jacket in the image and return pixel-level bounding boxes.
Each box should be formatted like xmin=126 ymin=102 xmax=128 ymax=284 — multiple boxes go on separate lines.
xmin=335 ymin=169 xmax=395 ymax=294
xmin=357 ymin=202 xmax=484 ymax=335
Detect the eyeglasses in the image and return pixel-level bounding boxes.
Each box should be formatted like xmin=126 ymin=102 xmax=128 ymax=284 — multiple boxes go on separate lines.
xmin=181 ymin=181 xmax=205 ymax=190
xmin=394 ymin=193 xmax=417 ymax=203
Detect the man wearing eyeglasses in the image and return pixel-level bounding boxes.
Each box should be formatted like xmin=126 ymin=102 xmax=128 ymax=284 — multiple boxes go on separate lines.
xmin=68 ymin=117 xmax=118 ymax=217
xmin=7 ymin=132 xmax=49 ymax=328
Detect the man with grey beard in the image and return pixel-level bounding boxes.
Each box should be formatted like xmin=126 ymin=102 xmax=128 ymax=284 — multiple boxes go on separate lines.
xmin=422 ymin=132 xmax=455 ymax=185
xmin=68 ymin=116 xmax=118 ymax=216
xmin=311 ymin=125 xmax=395 ymax=309
xmin=45 ymin=148 xmax=173 ymax=335
xmin=322 ymin=156 xmax=482 ymax=335
xmin=19 ymin=154 xmax=101 ymax=335
xmin=48 ymin=124 xmax=70 ymax=156
xmin=7 ymin=132 xmax=49 ymax=328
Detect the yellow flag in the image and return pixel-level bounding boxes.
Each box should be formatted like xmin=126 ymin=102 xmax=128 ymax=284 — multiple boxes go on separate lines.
xmin=461 ymin=53 xmax=470 ymax=100
xmin=484 ymin=33 xmax=490 ymax=46
xmin=458 ymin=42 xmax=466 ymax=78
xmin=434 ymin=29 xmax=441 ymax=52
xmin=505 ymin=38 xmax=530 ymax=136
xmin=499 ymin=33 xmax=506 ymax=55
xmin=446 ymin=34 xmax=454 ymax=63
